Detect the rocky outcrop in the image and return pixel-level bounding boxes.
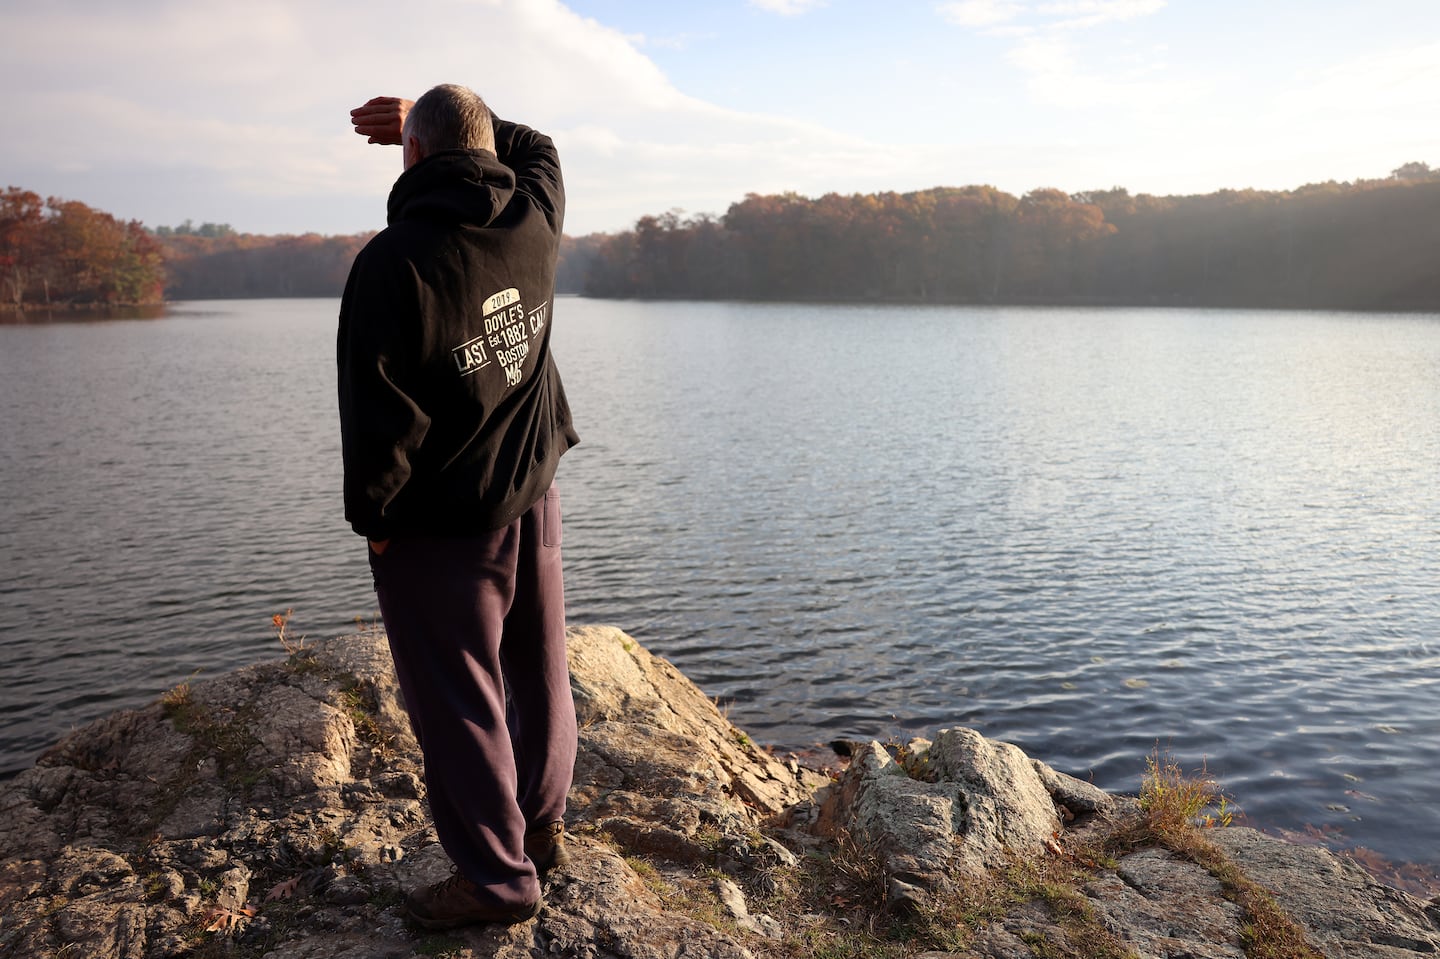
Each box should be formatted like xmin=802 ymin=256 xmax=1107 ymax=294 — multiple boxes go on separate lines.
xmin=1 ymin=625 xmax=1436 ymax=959
xmin=810 ymin=729 xmax=1116 ymax=907
xmin=1208 ymin=829 xmax=1440 ymax=959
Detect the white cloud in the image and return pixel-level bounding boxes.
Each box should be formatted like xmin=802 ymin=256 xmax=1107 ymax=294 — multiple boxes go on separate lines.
xmin=0 ymin=0 xmax=710 ymax=228
xmin=747 ymin=0 xmax=829 ymax=15
xmin=1005 ymin=35 xmax=1185 ymax=110
xmin=1272 ymin=40 xmax=1440 ymax=115
xmin=1007 ymin=36 xmax=1074 ymax=75
xmin=630 ymin=31 xmax=709 ymax=51
xmin=1037 ymin=0 xmax=1166 ymax=28
xmin=3 ymin=0 xmax=1434 ymax=238
xmin=937 ymin=0 xmax=1173 ymax=112
xmin=937 ymin=0 xmax=1163 ymax=32
xmin=936 ymin=0 xmax=1029 ymax=27
xmin=0 ymin=0 xmax=901 ymax=234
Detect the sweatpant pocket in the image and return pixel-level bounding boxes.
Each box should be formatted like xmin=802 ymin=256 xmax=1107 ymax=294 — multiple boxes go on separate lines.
xmin=542 ymin=485 xmax=562 ymax=548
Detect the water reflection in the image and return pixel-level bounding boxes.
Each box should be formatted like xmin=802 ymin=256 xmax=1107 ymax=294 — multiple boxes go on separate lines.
xmin=0 ymin=304 xmax=170 ymax=325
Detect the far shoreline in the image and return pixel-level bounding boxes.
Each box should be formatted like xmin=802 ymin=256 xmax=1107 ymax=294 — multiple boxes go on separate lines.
xmin=6 ymin=294 xmax=1440 ymax=320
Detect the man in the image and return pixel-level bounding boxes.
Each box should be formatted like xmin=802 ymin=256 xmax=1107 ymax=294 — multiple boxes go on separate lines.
xmin=338 ymin=85 xmax=579 ymax=929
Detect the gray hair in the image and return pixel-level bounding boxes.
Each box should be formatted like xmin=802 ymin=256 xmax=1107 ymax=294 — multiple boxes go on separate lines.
xmin=403 ymin=83 xmax=495 ymax=154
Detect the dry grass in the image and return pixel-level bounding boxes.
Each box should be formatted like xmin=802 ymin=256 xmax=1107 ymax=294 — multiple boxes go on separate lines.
xmin=159 ymin=681 xmax=194 ymax=714
xmin=628 ymin=749 xmax=1328 ymax=959
xmin=732 ymin=827 xmax=1143 ymax=959
xmin=352 ymin=611 xmax=385 ymax=634
xmin=1136 ymin=748 xmax=1233 ymax=835
xmin=1103 ymin=749 xmax=1324 ymax=959
xmin=336 ymin=675 xmax=394 ymax=758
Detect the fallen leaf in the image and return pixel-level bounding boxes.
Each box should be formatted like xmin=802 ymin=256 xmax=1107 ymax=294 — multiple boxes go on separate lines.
xmin=200 ymin=904 xmax=256 ymax=933
xmin=266 ymin=876 xmax=301 ymax=902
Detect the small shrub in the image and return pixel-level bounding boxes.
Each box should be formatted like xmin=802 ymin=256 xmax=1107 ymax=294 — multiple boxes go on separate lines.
xmin=353 ymin=611 xmax=384 ymax=634
xmin=1138 ymin=748 xmax=1232 ymax=838
xmin=272 ymin=609 xmax=305 ymax=655
xmin=1113 ymin=749 xmax=1321 ymax=959
xmin=160 ymin=681 xmax=194 ymax=716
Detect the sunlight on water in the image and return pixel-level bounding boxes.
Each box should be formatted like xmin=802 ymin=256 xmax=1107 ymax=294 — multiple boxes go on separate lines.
xmin=2 ymin=297 xmax=1439 ymax=875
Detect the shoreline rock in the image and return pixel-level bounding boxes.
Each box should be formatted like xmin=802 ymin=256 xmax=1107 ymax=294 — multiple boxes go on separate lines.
xmin=1 ymin=625 xmax=1436 ymax=958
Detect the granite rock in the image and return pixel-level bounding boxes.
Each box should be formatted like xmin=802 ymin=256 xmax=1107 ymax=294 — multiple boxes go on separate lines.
xmin=1 ymin=626 xmax=1436 ymax=959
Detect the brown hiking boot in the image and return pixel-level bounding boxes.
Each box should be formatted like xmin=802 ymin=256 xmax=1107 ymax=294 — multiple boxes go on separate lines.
xmin=524 ymin=821 xmax=571 ymax=874
xmin=404 ymin=871 xmax=541 ymax=930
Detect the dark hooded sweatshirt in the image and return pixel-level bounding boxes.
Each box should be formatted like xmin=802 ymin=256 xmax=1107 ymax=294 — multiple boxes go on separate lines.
xmin=337 ymin=120 xmax=578 ymax=540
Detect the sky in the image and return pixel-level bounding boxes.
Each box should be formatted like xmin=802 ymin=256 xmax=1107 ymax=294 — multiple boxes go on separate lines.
xmin=4 ymin=0 xmax=1439 ymax=238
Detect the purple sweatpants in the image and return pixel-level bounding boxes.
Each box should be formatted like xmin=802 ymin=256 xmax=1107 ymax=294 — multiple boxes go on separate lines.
xmin=368 ymin=485 xmax=577 ymax=908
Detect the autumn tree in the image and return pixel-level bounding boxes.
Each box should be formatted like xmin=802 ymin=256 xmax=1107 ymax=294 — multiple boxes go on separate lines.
xmin=0 ymin=187 xmax=45 ymax=306
xmin=575 ymin=165 xmax=1440 ymax=310
xmin=557 ymin=233 xmax=606 ymax=294
xmin=1390 ymin=161 xmax=1435 ymax=182
xmin=0 ymin=188 xmax=166 ymax=307
xmin=157 ymin=230 xmax=372 ymax=299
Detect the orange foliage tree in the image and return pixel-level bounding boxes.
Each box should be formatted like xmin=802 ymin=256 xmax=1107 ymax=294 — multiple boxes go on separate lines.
xmin=1 ymin=188 xmax=48 ymax=306
xmin=0 ymin=188 xmax=165 ymax=307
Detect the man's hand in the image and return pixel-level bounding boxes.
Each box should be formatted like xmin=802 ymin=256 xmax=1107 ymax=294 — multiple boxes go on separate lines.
xmin=350 ymin=97 xmax=414 ymax=146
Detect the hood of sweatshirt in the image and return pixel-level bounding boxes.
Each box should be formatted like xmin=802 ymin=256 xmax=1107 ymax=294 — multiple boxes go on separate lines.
xmin=385 ymin=149 xmax=518 ymax=228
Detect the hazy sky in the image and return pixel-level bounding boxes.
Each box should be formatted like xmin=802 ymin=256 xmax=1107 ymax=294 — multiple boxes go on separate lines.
xmin=4 ymin=0 xmax=1438 ymax=237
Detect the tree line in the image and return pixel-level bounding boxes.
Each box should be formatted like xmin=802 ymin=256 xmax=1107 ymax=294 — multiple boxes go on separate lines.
xmin=0 ymin=190 xmax=378 ymax=308
xmin=160 ymin=224 xmax=597 ymax=299
xmin=159 ymin=226 xmax=371 ymax=300
xmin=8 ymin=161 xmax=1439 ymax=310
xmin=0 ymin=189 xmax=594 ymax=307
xmin=570 ymin=162 xmax=1440 ymax=311
xmin=160 ymin=227 xmax=604 ymax=299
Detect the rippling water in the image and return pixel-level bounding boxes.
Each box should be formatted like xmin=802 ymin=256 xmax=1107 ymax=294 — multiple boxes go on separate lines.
xmin=3 ymin=298 xmax=1438 ymax=874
